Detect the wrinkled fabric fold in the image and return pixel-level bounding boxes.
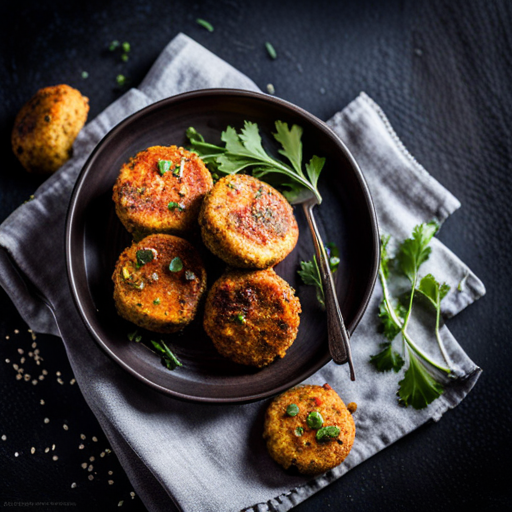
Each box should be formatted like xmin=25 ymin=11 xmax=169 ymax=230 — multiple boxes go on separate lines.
xmin=0 ymin=33 xmax=485 ymax=512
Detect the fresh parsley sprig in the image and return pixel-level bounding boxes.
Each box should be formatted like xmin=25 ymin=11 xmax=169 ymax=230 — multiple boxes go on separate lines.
xmin=371 ymin=222 xmax=453 ymax=409
xmin=186 ymin=121 xmax=325 ymax=204
xmin=151 ymin=339 xmax=183 ymax=371
xmin=298 ymin=243 xmax=340 ymax=308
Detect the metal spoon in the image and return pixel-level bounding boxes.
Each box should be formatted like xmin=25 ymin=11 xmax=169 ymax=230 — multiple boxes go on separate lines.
xmin=297 ymin=194 xmax=356 ymax=381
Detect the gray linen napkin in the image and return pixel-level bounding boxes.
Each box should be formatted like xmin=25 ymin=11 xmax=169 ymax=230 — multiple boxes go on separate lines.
xmin=0 ymin=33 xmax=485 ymax=512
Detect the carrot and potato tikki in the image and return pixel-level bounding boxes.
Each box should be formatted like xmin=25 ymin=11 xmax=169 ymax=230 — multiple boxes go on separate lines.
xmin=112 ymin=146 xmax=213 ymax=238
xmin=199 ymin=174 xmax=299 ymax=269
xmin=203 ymin=268 xmax=301 ymax=367
xmin=112 ymin=234 xmax=207 ymax=333
xmin=263 ymin=384 xmax=356 ymax=475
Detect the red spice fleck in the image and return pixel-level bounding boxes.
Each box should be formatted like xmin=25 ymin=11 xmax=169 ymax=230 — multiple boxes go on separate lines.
xmin=322 ymin=383 xmax=332 ymax=390
xmin=313 ymin=397 xmax=322 ymax=406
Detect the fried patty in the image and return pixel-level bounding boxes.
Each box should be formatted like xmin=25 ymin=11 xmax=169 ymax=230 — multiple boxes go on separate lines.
xmin=12 ymin=84 xmax=89 ymax=174
xmin=263 ymin=384 xmax=356 ymax=475
xmin=113 ymin=146 xmax=213 ymax=237
xmin=203 ymin=268 xmax=301 ymax=367
xmin=112 ymin=234 xmax=207 ymax=333
xmin=199 ymin=174 xmax=299 ymax=268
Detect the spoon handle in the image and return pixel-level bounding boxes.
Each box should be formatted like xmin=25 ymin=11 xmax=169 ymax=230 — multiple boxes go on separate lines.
xmin=302 ymin=202 xmax=356 ymax=381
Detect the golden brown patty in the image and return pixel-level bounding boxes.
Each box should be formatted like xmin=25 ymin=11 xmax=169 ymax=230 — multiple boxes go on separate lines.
xmin=263 ymin=384 xmax=356 ymax=475
xmin=112 ymin=234 xmax=207 ymax=333
xmin=112 ymin=146 xmax=213 ymax=237
xmin=199 ymin=174 xmax=299 ymax=268
xmin=203 ymin=268 xmax=301 ymax=367
xmin=11 ymin=84 xmax=89 ymax=174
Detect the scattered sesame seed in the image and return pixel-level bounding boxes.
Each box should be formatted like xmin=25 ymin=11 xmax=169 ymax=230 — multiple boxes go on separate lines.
xmin=266 ymin=83 xmax=275 ymax=95
xmin=92 ymin=436 xmax=98 ymax=442
xmin=52 ymin=444 xmax=56 ymax=451
xmin=14 ymin=329 xmax=19 ymax=334
xmin=100 ymin=452 xmax=105 ymax=458
xmin=71 ymin=482 xmax=77 ymax=489
xmin=80 ymin=434 xmax=86 ymax=440
xmin=38 ymin=375 xmax=44 ymax=381
xmin=5 ymin=358 xmax=10 ymax=363
xmin=31 ymin=447 xmax=35 ymax=454
xmin=118 ymin=501 xmax=123 ymax=507
xmin=81 ymin=462 xmax=87 ymax=469
xmin=63 ymin=424 xmax=69 ymax=431
xmin=31 ymin=341 xmax=37 ymax=348
xmin=42 ymin=369 xmax=48 ymax=376
xmin=56 ymin=371 xmax=61 ymax=376
xmin=44 ymin=418 xmax=50 ymax=424
xmin=88 ymin=465 xmax=93 ymax=472
xmin=6 ymin=335 xmax=10 ymax=339
xmin=45 ymin=447 xmax=50 ymax=453
xmin=28 ymin=351 xmax=33 ymax=357
xmin=13 ymin=364 xmax=18 ymax=370
xmin=20 ymin=357 xmax=26 ymax=363
xmin=70 ymin=378 xmax=76 ymax=385
xmin=52 ymin=455 xmax=58 ymax=461
xmin=130 ymin=491 xmax=135 ymax=499
xmin=14 ymin=452 xmax=19 ymax=457
xmin=105 ymin=448 xmax=111 ymax=454
xmin=57 ymin=378 xmax=64 ymax=385
xmin=16 ymin=374 xmax=22 ymax=380
xmin=89 ymin=456 xmax=95 ymax=462
xmin=88 ymin=475 xmax=94 ymax=481
xmin=40 ymin=399 xmax=45 ymax=405
xmin=108 ymin=480 xmax=114 ymax=485
xmin=24 ymin=374 xmax=30 ymax=381
xmin=32 ymin=380 xmax=38 ymax=385
xmin=108 ymin=470 xmax=113 ymax=475
xmin=79 ymin=444 xmax=85 ymax=450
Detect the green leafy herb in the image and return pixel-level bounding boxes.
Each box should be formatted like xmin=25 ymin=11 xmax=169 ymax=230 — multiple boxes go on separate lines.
xmin=153 ymin=298 xmax=161 ymax=305
xmin=298 ymin=242 xmax=340 ymax=308
xmin=371 ymin=222 xmax=453 ymax=409
xmin=121 ymin=53 xmax=129 ymax=62
xmin=186 ymin=121 xmax=326 ymax=204
xmin=122 ymin=41 xmax=131 ymax=53
xmin=158 ymin=159 xmax=172 ymax=175
xmin=196 ymin=18 xmax=214 ymax=32
xmin=150 ymin=340 xmax=182 ymax=371
xmin=234 ymin=313 xmax=246 ymax=325
xmin=109 ymin=40 xmax=120 ymax=51
xmin=127 ymin=329 xmax=142 ymax=343
xmin=316 ymin=426 xmax=340 ymax=442
xmin=169 ymin=257 xmax=183 ymax=272
xmin=294 ymin=426 xmax=304 ymax=437
xmin=265 ymin=42 xmax=277 ymax=59
xmin=168 ymin=201 xmax=185 ymax=211
xmin=81 ymin=71 xmax=89 ymax=79
xmin=306 ymin=411 xmax=323 ymax=429
xmin=116 ymin=74 xmax=127 ymax=87
xmin=136 ymin=249 xmax=154 ymax=267
xmin=286 ymin=404 xmax=300 ymax=417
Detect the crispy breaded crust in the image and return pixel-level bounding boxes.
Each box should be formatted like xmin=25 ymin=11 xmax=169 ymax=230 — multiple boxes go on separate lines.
xmin=112 ymin=234 xmax=207 ymax=333
xmin=113 ymin=146 xmax=213 ymax=237
xmin=11 ymin=84 xmax=89 ymax=174
xmin=203 ymin=268 xmax=301 ymax=367
xmin=263 ymin=384 xmax=356 ymax=475
xmin=199 ymin=174 xmax=299 ymax=268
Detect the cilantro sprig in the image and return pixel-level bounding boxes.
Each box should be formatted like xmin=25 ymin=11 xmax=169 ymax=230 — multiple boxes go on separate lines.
xmin=371 ymin=222 xmax=453 ymax=409
xmin=151 ymin=339 xmax=183 ymax=371
xmin=298 ymin=242 xmax=340 ymax=308
xmin=186 ymin=121 xmax=325 ymax=204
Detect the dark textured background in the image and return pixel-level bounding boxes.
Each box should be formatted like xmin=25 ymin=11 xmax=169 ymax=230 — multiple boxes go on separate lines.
xmin=0 ymin=0 xmax=511 ymax=511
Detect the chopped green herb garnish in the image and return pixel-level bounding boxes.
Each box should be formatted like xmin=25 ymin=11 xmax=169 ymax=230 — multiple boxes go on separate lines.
xmin=151 ymin=340 xmax=182 ymax=371
xmin=168 ymin=202 xmax=185 ymax=211
xmin=286 ymin=404 xmax=300 ymax=417
xmin=306 ymin=411 xmax=323 ymax=429
xmin=116 ymin=74 xmax=127 ymax=87
xmin=370 ymin=222 xmax=452 ymax=409
xmin=254 ymin=186 xmax=263 ymax=199
xmin=265 ymin=42 xmax=277 ymax=59
xmin=234 ymin=313 xmax=246 ymax=325
xmin=316 ymin=426 xmax=340 ymax=442
xmin=109 ymin=40 xmax=120 ymax=51
xmin=153 ymin=298 xmax=161 ymax=305
xmin=136 ymin=249 xmax=154 ymax=267
xmin=294 ymin=426 xmax=304 ymax=437
xmin=122 ymin=41 xmax=131 ymax=53
xmin=196 ymin=18 xmax=214 ymax=32
xmin=121 ymin=53 xmax=129 ymax=62
xmin=185 ymin=270 xmax=196 ymax=281
xmin=127 ymin=329 xmax=142 ymax=342
xmin=158 ymin=160 xmax=172 ymax=175
xmin=298 ymin=242 xmax=340 ymax=308
xmin=186 ymin=120 xmax=325 ymax=204
xmin=169 ymin=257 xmax=183 ymax=272
xmin=81 ymin=71 xmax=89 ymax=79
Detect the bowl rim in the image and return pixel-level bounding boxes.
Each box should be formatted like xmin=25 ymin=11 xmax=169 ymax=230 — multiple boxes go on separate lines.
xmin=65 ymin=87 xmax=380 ymax=403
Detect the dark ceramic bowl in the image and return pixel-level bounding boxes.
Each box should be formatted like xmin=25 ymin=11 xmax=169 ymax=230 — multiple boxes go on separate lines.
xmin=66 ymin=89 xmax=379 ymax=403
